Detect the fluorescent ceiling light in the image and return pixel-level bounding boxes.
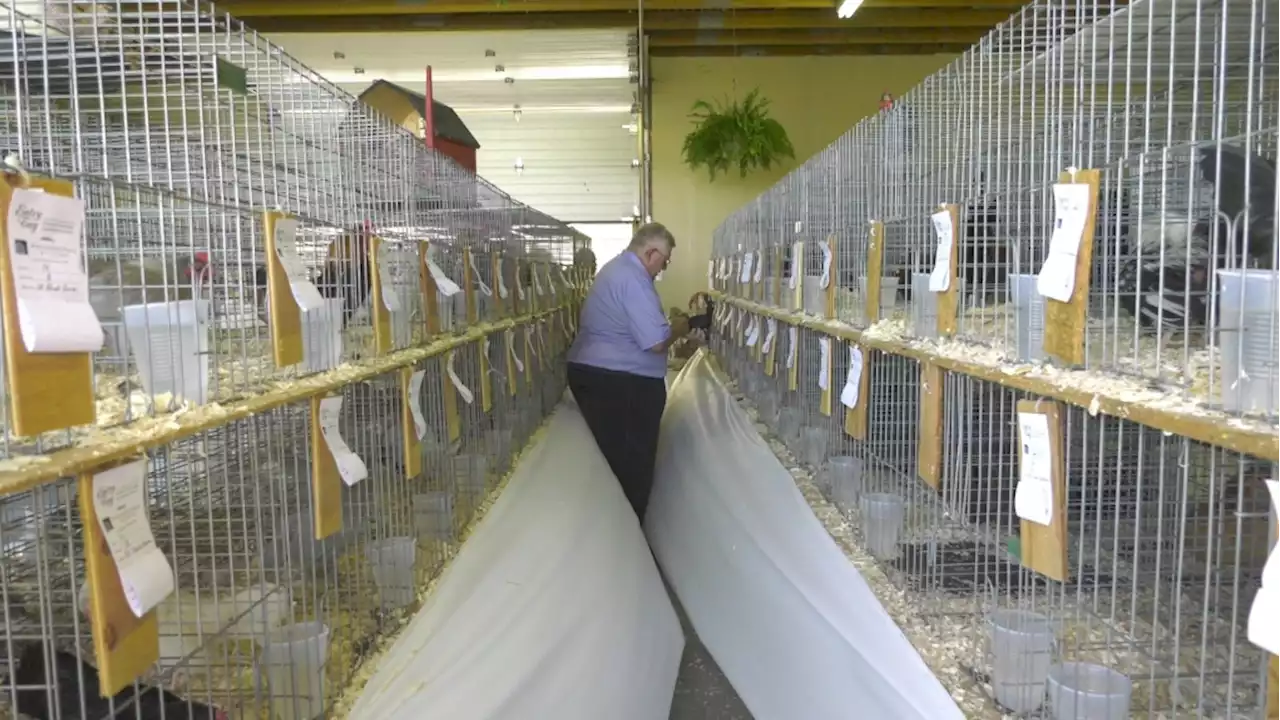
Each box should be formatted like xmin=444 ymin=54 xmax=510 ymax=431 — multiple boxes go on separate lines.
xmin=837 ymin=0 xmax=864 ymax=18
xmin=314 ymin=64 xmax=631 ymax=85
xmin=449 ymin=104 xmax=633 ymax=114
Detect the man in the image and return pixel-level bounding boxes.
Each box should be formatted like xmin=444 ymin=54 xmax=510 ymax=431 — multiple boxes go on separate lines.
xmin=567 ymin=222 xmax=696 ymax=523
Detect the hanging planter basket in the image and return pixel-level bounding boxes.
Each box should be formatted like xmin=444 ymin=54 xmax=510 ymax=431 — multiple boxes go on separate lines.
xmin=681 ymin=88 xmax=796 ymax=182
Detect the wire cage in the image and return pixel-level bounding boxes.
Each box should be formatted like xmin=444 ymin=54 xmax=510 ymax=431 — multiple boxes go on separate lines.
xmin=0 ymin=1 xmax=587 ymax=718
xmin=707 ymin=0 xmax=1278 ymax=716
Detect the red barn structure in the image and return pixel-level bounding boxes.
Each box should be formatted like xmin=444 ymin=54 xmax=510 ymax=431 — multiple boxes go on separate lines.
xmin=356 ymin=79 xmax=480 ymax=173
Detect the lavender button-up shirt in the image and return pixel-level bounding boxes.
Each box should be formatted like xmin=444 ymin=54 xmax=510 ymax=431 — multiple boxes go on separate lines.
xmin=567 ymin=251 xmax=670 ymax=379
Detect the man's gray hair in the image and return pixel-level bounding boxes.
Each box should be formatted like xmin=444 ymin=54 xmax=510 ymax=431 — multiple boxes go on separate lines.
xmin=628 ymin=222 xmax=676 ymax=252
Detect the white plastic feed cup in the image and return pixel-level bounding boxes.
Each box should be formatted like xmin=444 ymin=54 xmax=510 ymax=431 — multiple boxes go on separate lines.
xmin=301 ymin=298 xmax=344 ymax=373
xmin=859 ymin=493 xmax=905 ymax=560
xmin=800 ymin=427 xmax=829 ymax=469
xmin=988 ymin=609 xmax=1055 ymax=713
xmin=1046 ymin=662 xmax=1132 ymax=720
xmin=365 ymin=537 xmax=417 ymax=610
xmin=121 ymin=299 xmax=211 ymax=404
xmin=826 ymin=456 xmax=861 ymax=508
xmin=1216 ymin=269 xmax=1279 ymax=415
xmin=260 ymin=621 xmax=329 ymax=720
xmin=778 ymin=408 xmax=803 ymax=445
xmin=413 ymin=492 xmax=453 ymax=541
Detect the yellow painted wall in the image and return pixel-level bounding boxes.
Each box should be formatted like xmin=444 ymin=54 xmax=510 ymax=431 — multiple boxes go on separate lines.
xmin=651 ymin=55 xmax=953 ymax=309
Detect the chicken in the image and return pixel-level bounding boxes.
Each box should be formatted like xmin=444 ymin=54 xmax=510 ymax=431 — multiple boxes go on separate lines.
xmin=573 ymin=246 xmax=597 ymax=277
xmin=88 ymin=252 xmax=214 ymax=324
xmin=10 ymin=643 xmax=226 ymax=720
xmin=315 ymin=226 xmax=373 ymax=327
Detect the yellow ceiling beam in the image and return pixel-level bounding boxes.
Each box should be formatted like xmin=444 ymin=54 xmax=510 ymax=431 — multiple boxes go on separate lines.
xmin=244 ymin=8 xmax=1015 ymax=33
xmin=648 ymin=27 xmax=985 ymax=46
xmin=650 ymin=43 xmax=971 ymax=57
xmin=220 ymin=0 xmax=836 ymax=18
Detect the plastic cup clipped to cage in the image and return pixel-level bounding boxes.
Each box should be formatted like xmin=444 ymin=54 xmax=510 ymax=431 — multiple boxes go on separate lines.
xmin=777 ymin=407 xmax=803 ymax=448
xmin=911 ymin=272 xmax=939 ymax=340
xmin=121 ymin=299 xmax=211 ymax=404
xmin=365 ymin=537 xmax=417 ymax=610
xmin=413 ymin=491 xmax=454 ymax=542
xmin=259 ymin=621 xmax=330 ymax=720
xmin=1046 ymin=662 xmax=1131 ymax=720
xmin=1216 ymin=269 xmax=1279 ymax=416
xmin=1010 ymin=274 xmax=1046 ymax=362
xmin=756 ymin=389 xmax=779 ymax=429
xmin=987 ymin=608 xmax=1056 ymax=714
xmin=825 ymin=456 xmax=862 ymax=509
xmin=452 ymin=454 xmax=491 ymax=515
xmin=858 ymin=492 xmax=905 ymax=561
xmin=486 ymin=428 xmax=514 ymax=474
xmin=799 ymin=427 xmax=829 ymax=469
xmin=300 ymin=298 xmax=344 ymax=373
xmin=857 ymin=275 xmax=900 ymax=321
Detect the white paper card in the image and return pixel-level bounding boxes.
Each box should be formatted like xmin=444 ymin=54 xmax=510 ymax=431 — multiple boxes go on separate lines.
xmin=544 ymin=266 xmax=557 ymax=296
xmin=786 ymin=326 xmax=798 ymax=369
xmin=507 ymin=329 xmax=524 ymax=373
xmin=468 ymin=253 xmax=492 ymax=297
xmin=840 ymin=345 xmax=864 ymax=409
xmin=753 ymin=253 xmax=764 ymax=283
xmin=794 ymin=221 xmax=803 ymax=234
xmin=789 ymin=241 xmax=803 ymax=290
xmin=1014 ymin=412 xmax=1054 ymax=525
xmin=717 ymin=257 xmax=727 ymax=280
xmin=819 ymin=240 xmax=833 ymax=289
xmin=91 ymin=460 xmax=175 ymax=618
xmin=526 ymin=327 xmax=540 ymax=364
xmin=271 ymin=218 xmax=327 ymax=313
xmin=377 ymin=241 xmax=401 ymax=312
xmin=408 ymin=369 xmax=427 ymax=440
xmin=707 ymin=260 xmax=714 ymax=284
xmin=928 ymin=210 xmax=954 ymax=293
xmin=6 ymin=189 xmax=105 ymax=352
xmin=319 ymin=395 xmax=370 ymax=486
xmin=532 ymin=264 xmax=544 ymax=296
xmin=557 ymin=265 xmax=573 ymax=290
xmin=817 ymin=337 xmax=831 ymax=390
xmin=1037 ymin=183 xmax=1092 ymax=302
xmin=496 ymin=258 xmax=509 ymax=299
xmin=446 ymin=351 xmax=474 ymax=405
xmin=425 ymin=250 xmax=462 ymax=297
xmin=1245 ymin=479 xmax=1280 ymax=654
xmin=762 ymin=318 xmax=777 ymax=354
xmin=746 ymin=316 xmax=761 ymax=347
xmin=515 ymin=266 xmax=525 ymax=300
xmin=740 ymin=253 xmax=754 ymax=283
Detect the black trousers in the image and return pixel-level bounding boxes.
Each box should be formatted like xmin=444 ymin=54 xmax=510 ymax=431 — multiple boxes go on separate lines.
xmin=567 ymin=362 xmax=667 ymax=523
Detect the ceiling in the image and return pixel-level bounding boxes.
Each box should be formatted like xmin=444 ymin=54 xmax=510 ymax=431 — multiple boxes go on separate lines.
xmin=228 ymin=0 xmax=1023 ymax=58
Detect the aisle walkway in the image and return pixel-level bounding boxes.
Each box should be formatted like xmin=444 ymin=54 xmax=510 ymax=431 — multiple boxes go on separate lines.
xmin=666 ymin=581 xmax=752 ymax=720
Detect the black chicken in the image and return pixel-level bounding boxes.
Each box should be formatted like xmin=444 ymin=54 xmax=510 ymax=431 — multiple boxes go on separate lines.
xmin=1114 ymin=144 xmax=1276 ymax=333
xmin=249 ymin=226 xmax=373 ymax=328
xmin=10 ymin=643 xmax=225 ymax=720
xmin=893 ymin=198 xmax=1006 ymax=306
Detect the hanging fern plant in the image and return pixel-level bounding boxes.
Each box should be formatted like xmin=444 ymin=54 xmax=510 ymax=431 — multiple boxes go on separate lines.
xmin=681 ymin=88 xmax=795 ymax=181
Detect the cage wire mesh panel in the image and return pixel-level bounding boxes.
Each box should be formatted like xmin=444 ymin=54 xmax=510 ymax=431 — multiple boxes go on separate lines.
xmin=0 ymin=1 xmax=587 ymax=718
xmin=705 ymin=0 xmax=1279 ymax=716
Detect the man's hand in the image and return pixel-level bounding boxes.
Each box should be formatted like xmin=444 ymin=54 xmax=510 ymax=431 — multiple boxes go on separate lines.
xmin=669 ymin=314 xmax=691 ymax=338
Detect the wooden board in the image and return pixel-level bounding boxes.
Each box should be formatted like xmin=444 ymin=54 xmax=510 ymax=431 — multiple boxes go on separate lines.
xmin=419 ymin=241 xmax=439 ymax=337
xmin=844 ymin=349 xmax=871 ymax=440
xmin=771 ymin=246 xmax=783 ymax=311
xmin=401 ymin=367 xmax=422 ymax=480
xmin=787 ymin=324 xmax=799 ymax=392
xmin=1043 ymin=168 xmax=1101 ymax=366
xmin=935 ymin=204 xmax=961 ymax=338
xmin=262 ymin=211 xmax=304 ymax=368
xmin=1015 ymin=399 xmax=1070 ymax=582
xmin=866 ymin=221 xmax=886 ymax=324
xmin=824 ymin=234 xmax=838 ymax=320
xmin=77 ymin=466 xmax=160 ymax=697
xmin=479 ymin=339 xmax=493 ymax=413
xmin=492 ymin=254 xmax=506 ymax=318
xmin=463 ymin=248 xmax=478 ymax=326
xmin=523 ymin=326 xmax=533 ymax=383
xmin=917 ymin=361 xmax=944 ymax=489
xmin=308 ymin=396 xmax=343 ymax=540
xmin=442 ymin=355 xmax=461 ymax=445
xmin=764 ymin=323 xmax=777 ymax=376
xmin=791 ymin=241 xmax=805 ymax=310
xmin=370 ymin=236 xmax=393 ymax=355
xmin=505 ymin=331 xmax=518 ymax=397
xmin=819 ymin=336 xmax=833 ymax=417
xmin=0 ymin=175 xmax=95 ymax=436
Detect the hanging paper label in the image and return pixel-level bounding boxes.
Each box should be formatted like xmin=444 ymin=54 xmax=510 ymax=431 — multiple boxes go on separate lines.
xmin=707 ymin=260 xmax=714 ymax=285
xmin=740 ymin=252 xmax=754 ymax=283
xmin=762 ymin=318 xmax=777 ymax=353
xmin=753 ymin=253 xmax=764 ymax=283
xmin=377 ymin=241 xmax=400 ymax=312
xmin=425 ymin=249 xmax=462 ymax=297
xmin=515 ymin=265 xmax=525 ymax=300
xmin=532 ymin=264 xmax=544 ymax=295
xmin=928 ymin=210 xmax=954 ymax=293
xmin=557 ymin=265 xmax=573 ymax=290
xmin=6 ymin=189 xmax=105 ymax=352
xmin=408 ymin=369 xmax=427 ymax=440
xmin=717 ymin=256 xmax=727 ymax=280
xmin=1037 ymin=182 xmax=1092 ymax=302
xmin=319 ymin=395 xmax=370 ymax=486
xmin=507 ymin=329 xmax=525 ymax=373
xmin=840 ymin=344 xmax=864 ymax=408
xmin=1246 ymin=479 xmax=1280 ymax=654
xmin=468 ymin=253 xmax=492 ymax=297
xmin=819 ymin=240 xmax=833 ymax=289
xmin=526 ymin=326 xmax=540 ymax=364
xmin=817 ymin=336 xmax=831 ymax=390
xmin=273 ymin=217 xmax=327 ymax=312
xmin=789 ymin=241 xmax=803 ymax=290
xmin=745 ymin=316 xmax=761 ymax=347
xmin=1014 ymin=412 xmax=1054 ymax=525
xmin=445 ymin=351 xmax=474 ymax=404
xmin=91 ymin=459 xmax=175 ymax=618
xmin=794 ymin=221 xmax=803 ymax=234
xmin=786 ymin=326 xmax=798 ymax=369
xmin=496 ymin=258 xmax=509 ymax=299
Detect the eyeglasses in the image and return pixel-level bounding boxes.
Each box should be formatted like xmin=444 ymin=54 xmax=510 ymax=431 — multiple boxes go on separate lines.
xmin=648 ymin=247 xmax=671 ymax=269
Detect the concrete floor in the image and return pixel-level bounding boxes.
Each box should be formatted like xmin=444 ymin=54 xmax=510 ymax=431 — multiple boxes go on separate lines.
xmin=666 ymin=584 xmax=753 ymax=720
